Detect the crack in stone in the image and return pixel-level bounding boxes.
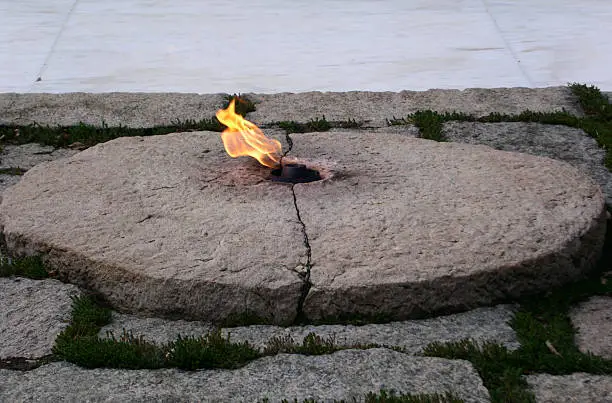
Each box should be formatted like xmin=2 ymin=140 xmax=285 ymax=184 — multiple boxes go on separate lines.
xmin=279 ymin=132 xmax=312 ymax=322
xmin=291 ymin=183 xmax=312 ymax=323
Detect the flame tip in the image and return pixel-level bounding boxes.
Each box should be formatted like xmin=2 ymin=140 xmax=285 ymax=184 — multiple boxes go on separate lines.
xmin=216 ymin=101 xmax=282 ymax=168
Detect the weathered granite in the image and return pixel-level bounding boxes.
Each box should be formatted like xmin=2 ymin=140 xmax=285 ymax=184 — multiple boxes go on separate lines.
xmin=0 ymin=144 xmax=78 ymax=170
xmin=443 ymin=122 xmax=612 ymax=206
xmin=0 ymin=277 xmax=80 ymax=359
xmin=289 ymin=131 xmax=606 ymax=321
xmin=0 ymin=175 xmax=21 ymax=195
xmin=0 ymin=131 xmax=606 ymax=324
xmin=0 ymin=132 xmax=304 ymax=325
xmin=249 ymin=87 xmax=582 ymax=127
xmin=101 ymin=305 xmax=520 ymax=352
xmin=570 ymin=296 xmax=612 ymax=360
xmin=0 ymin=349 xmax=491 ymax=402
xmin=526 ymin=373 xmax=612 ymax=403
xmin=0 ymin=93 xmax=227 ymax=128
xmin=0 ymin=93 xmax=15 ymax=116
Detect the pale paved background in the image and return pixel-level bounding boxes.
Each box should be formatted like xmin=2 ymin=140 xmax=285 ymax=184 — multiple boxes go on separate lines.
xmin=2 ymin=0 xmax=611 ymax=94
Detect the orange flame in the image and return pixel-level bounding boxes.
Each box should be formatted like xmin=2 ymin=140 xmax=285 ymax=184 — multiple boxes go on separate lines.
xmin=216 ymin=99 xmax=282 ymax=168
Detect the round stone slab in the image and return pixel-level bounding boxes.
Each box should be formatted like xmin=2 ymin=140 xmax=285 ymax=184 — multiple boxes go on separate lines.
xmin=289 ymin=131 xmax=607 ymax=321
xmin=0 ymin=130 xmax=606 ymax=325
xmin=0 ymin=132 xmax=307 ymax=325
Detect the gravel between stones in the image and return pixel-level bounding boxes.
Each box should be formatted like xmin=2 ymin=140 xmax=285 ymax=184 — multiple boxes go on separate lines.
xmin=0 ymin=349 xmax=491 ymax=403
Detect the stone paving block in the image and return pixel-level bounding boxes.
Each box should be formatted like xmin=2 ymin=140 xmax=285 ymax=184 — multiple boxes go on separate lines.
xmin=526 ymin=373 xmax=612 ymax=403
xmin=0 ymin=277 xmax=80 ymax=359
xmin=101 ymin=305 xmax=520 ymax=353
xmin=443 ymin=122 xmax=612 ymax=206
xmin=0 ymin=144 xmax=78 ymax=170
xmin=570 ymin=296 xmax=612 ymax=360
xmin=248 ymin=87 xmax=581 ymax=128
xmin=0 ymin=93 xmax=16 ymax=119
xmin=0 ymin=349 xmax=491 ymax=402
xmin=2 ymin=93 xmax=227 ymax=128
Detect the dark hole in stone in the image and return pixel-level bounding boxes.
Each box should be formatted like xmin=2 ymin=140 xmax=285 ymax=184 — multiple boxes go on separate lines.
xmin=270 ymin=163 xmax=321 ymax=184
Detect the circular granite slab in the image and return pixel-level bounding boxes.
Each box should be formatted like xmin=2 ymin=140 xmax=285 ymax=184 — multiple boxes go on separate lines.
xmin=0 ymin=131 xmax=606 ymax=325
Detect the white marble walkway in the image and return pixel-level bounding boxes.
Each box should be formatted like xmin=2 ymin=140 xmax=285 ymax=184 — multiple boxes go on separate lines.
xmin=2 ymin=0 xmax=611 ymax=93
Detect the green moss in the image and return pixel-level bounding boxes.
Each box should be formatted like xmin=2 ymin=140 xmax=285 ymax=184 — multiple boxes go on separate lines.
xmin=423 ymin=340 xmax=535 ymax=403
xmin=0 ymin=255 xmax=49 ymax=279
xmin=53 ymin=295 xmax=261 ymax=370
xmin=263 ymin=332 xmax=342 ymax=356
xmin=167 ymin=330 xmax=260 ymax=370
xmin=0 ymin=119 xmax=224 ymax=149
xmin=278 ymin=117 xmax=332 ymax=133
xmin=0 ymin=167 xmax=27 ymax=175
xmin=423 ymin=223 xmax=612 ymax=403
xmin=388 ymin=83 xmax=612 ymax=169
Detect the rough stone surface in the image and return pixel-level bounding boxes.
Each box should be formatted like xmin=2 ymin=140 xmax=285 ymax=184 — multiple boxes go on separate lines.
xmin=570 ymin=296 xmax=612 ymax=359
xmin=0 ymin=93 xmax=227 ymax=127
xmin=0 ymin=93 xmax=15 ymax=115
xmin=0 ymin=144 xmax=79 ymax=170
xmin=443 ymin=122 xmax=612 ymax=206
xmin=101 ymin=304 xmax=520 ymax=352
xmin=0 ymin=175 xmax=21 ymax=195
xmin=526 ymin=373 xmax=612 ymax=403
xmin=100 ymin=312 xmax=214 ymax=345
xmin=0 ymin=131 xmax=606 ymax=324
xmin=289 ymin=131 xmax=606 ymax=321
xmin=0 ymin=349 xmax=490 ymax=402
xmin=0 ymin=277 xmax=80 ymax=359
xmin=249 ymin=87 xmax=581 ymax=127
xmin=0 ymin=132 xmax=305 ymax=325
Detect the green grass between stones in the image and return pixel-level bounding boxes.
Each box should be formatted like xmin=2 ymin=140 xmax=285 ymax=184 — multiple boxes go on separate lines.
xmin=50 ymin=297 xmax=463 ymax=401
xmin=0 ymin=94 xmax=256 ymax=149
xmin=0 ymin=119 xmax=225 ymax=149
xmin=388 ymin=83 xmax=612 ymax=170
xmin=277 ymin=117 xmax=363 ymax=134
xmin=423 ymin=220 xmax=612 ymax=403
xmin=0 ymin=167 xmax=27 ymax=175
xmin=278 ymin=116 xmax=332 ymax=133
xmin=0 ymin=255 xmax=48 ymax=279
xmin=52 ymin=294 xmax=380 ymax=370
